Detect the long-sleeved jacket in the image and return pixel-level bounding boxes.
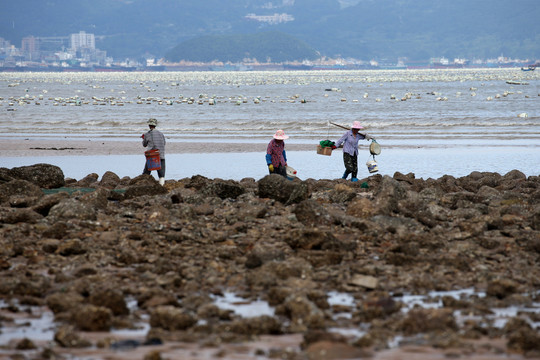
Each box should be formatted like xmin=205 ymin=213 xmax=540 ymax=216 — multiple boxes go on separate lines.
xmin=266 ymin=139 xmax=287 ymax=167
xmin=335 ymin=130 xmax=372 ymax=156
xmin=143 ymin=129 xmax=166 ymax=159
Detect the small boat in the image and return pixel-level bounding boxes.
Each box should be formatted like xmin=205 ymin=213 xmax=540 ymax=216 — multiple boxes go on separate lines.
xmin=521 ymin=65 xmax=536 ymax=71
xmin=506 ymin=80 xmax=529 ymax=85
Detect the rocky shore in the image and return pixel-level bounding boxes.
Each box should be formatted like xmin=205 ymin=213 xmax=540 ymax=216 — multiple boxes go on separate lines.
xmin=1 ymin=163 xmax=539 ymax=360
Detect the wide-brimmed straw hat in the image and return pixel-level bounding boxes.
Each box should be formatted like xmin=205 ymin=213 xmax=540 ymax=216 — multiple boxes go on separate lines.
xmin=351 ymin=121 xmax=364 ymax=129
xmin=273 ymin=129 xmax=289 ymax=140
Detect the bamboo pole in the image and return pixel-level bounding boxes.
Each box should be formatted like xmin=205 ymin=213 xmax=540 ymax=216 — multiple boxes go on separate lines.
xmin=329 ymin=121 xmax=350 ymax=130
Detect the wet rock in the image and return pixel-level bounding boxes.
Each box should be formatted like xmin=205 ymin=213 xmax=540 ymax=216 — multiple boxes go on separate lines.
xmin=9 ymin=163 xmax=65 ymax=189
xmin=486 ymin=278 xmax=520 ymax=299
xmin=73 ymin=264 xmax=98 ymax=277
xmin=280 ymin=294 xmax=326 ymax=331
xmin=372 ymin=215 xmax=423 ymax=237
xmin=306 ymin=290 xmax=330 ymax=310
xmin=137 ymin=289 xmax=180 ymax=310
xmin=56 ymin=239 xmax=86 ymax=256
xmin=46 ymin=291 xmax=85 ymax=314
xmin=8 ymin=194 xmax=40 ymax=208
xmin=201 ymin=179 xmax=245 ymax=199
xmin=0 ymin=273 xmax=51 ymax=298
xmin=89 ymin=288 xmax=129 ymax=316
xmin=185 ymin=174 xmax=210 ymax=190
xmin=372 ymin=175 xmax=408 ymax=215
xmin=79 ymin=187 xmax=110 ymax=209
xmin=149 ymin=306 xmax=197 ymax=330
xmin=123 ymin=182 xmax=168 ymax=199
xmin=329 ymin=183 xmax=357 ymax=203
xmin=245 ymin=265 xmax=280 ymax=288
xmin=293 ymin=199 xmax=334 ymax=226
xmin=399 ymin=308 xmax=458 ymax=335
xmin=284 ymin=228 xmax=354 ymax=251
xmin=268 ymin=257 xmax=313 ymax=280
xmin=346 ymin=197 xmax=377 ymax=218
xmin=128 ymin=174 xmax=154 ymax=185
xmin=476 ymin=185 xmax=502 ymax=202
xmin=99 ymin=171 xmax=121 ymax=189
xmin=525 ymin=237 xmax=540 ymax=254
xmin=197 ymin=303 xmax=233 ymax=321
xmin=75 ymin=173 xmax=99 ymax=187
xmin=348 ymin=274 xmax=378 ymax=289
xmin=393 ymin=171 xmax=416 ymax=185
xmin=40 ymin=221 xmax=68 ymax=239
xmin=258 ymin=174 xmax=309 ymax=205
xmin=144 ymin=350 xmax=163 ymax=360
xmin=15 ymin=338 xmax=37 ymax=350
xmin=32 ymin=192 xmax=69 ymax=216
xmin=297 ymin=250 xmax=344 ymax=267
xmin=72 ymin=304 xmax=113 ymax=331
xmin=245 ymin=243 xmax=286 ymax=269
xmin=503 ymin=169 xmax=527 ymax=181
xmin=503 ymin=317 xmax=530 ymax=335
xmin=0 ymin=207 xmax=43 ymax=224
xmin=506 ymin=319 xmax=540 ymax=353
xmin=267 ymin=287 xmax=294 ymax=307
xmin=302 ymin=329 xmax=348 ymax=348
xmin=0 ymin=179 xmax=44 ymax=204
xmin=40 ymin=239 xmax=61 ymax=253
xmin=0 ymin=167 xmax=15 ymax=183
xmin=54 ymin=324 xmax=92 ymax=348
xmin=304 ymin=340 xmax=371 ymax=360
xmin=355 ymin=292 xmax=400 ymax=321
xmin=431 ymin=174 xmax=462 ymax=193
xmin=229 ymin=315 xmax=283 ymax=335
xmin=48 ymin=198 xmax=97 ymax=221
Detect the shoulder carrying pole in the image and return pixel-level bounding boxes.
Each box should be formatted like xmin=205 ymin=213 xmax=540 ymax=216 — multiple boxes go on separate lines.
xmin=330 ymin=121 xmax=350 ymax=130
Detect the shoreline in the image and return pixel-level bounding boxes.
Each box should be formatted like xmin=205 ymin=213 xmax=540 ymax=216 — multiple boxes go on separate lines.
xmin=1 ymin=138 xmax=315 ymax=157
xmin=2 ymin=138 xmax=539 ymax=182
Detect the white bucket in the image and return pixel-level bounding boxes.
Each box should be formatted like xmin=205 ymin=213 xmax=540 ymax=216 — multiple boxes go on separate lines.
xmin=366 ymin=160 xmax=378 ymax=173
xmin=286 ymin=166 xmax=297 ymax=179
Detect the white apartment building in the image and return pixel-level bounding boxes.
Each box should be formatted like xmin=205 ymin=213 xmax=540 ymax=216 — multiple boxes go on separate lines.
xmin=70 ymin=31 xmax=95 ymax=50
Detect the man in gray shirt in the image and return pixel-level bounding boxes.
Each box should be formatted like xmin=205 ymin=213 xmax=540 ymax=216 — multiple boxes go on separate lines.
xmin=142 ymin=118 xmax=166 ymax=185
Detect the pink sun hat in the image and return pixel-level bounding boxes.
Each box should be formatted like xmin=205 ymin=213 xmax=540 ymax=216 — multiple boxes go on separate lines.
xmin=273 ymin=129 xmax=289 ymax=140
xmin=351 ymin=121 xmax=364 ymax=129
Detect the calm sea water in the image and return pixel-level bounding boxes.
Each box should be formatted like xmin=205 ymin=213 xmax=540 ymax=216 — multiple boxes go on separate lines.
xmin=1 ymin=69 xmax=539 ymax=179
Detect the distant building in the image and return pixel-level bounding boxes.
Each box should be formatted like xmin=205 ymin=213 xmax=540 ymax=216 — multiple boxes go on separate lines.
xmin=70 ymin=31 xmax=95 ymax=51
xmin=0 ymin=37 xmax=12 ymax=51
xmin=21 ymin=36 xmax=40 ymax=60
xmin=245 ymin=13 xmax=294 ymax=24
xmin=22 ymin=36 xmax=39 ymax=52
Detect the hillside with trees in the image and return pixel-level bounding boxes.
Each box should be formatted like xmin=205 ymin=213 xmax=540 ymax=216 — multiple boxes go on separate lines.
xmin=165 ymin=32 xmax=319 ymax=63
xmin=1 ymin=0 xmax=539 ymax=62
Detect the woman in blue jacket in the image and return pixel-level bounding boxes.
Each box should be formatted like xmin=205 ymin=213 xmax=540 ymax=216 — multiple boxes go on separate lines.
xmin=266 ymin=129 xmax=288 ymax=178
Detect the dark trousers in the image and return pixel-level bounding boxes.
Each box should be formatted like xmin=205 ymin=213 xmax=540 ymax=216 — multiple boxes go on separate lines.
xmin=143 ymin=158 xmax=166 ymax=178
xmin=270 ymin=164 xmax=287 ymax=178
xmin=343 ymin=152 xmax=358 ymax=179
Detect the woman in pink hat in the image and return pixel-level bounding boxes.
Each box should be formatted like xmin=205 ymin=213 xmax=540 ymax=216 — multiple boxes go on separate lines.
xmin=266 ymin=129 xmax=289 ymax=178
xmin=335 ymin=121 xmax=375 ymax=182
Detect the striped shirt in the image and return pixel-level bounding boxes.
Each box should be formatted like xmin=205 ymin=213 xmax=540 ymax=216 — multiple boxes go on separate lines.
xmin=143 ymin=129 xmax=166 ymax=159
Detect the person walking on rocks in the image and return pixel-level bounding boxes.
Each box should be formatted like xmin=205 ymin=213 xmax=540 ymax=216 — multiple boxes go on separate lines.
xmin=266 ymin=129 xmax=289 ymax=178
xmin=335 ymin=121 xmax=375 ymax=182
xmin=142 ymin=118 xmax=166 ymax=185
